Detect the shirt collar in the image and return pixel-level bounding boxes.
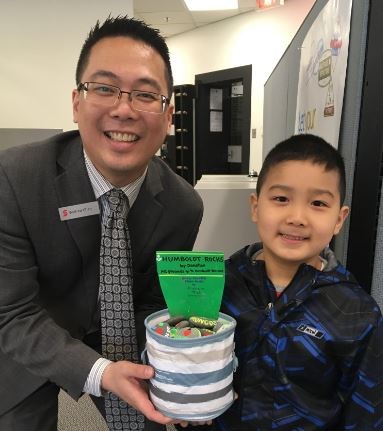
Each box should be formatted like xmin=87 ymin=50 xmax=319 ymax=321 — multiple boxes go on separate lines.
xmin=83 ymin=150 xmax=147 ymax=207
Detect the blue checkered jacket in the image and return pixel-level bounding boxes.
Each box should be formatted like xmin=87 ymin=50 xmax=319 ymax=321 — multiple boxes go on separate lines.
xmin=216 ymin=243 xmax=383 ymax=430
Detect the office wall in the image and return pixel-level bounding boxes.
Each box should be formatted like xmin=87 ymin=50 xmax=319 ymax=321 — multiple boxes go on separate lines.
xmin=166 ymin=0 xmax=315 ymax=172
xmin=0 ymin=0 xmax=133 ymax=132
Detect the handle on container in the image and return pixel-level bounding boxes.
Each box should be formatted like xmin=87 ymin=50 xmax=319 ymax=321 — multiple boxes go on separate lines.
xmin=141 ymin=348 xmax=148 ymax=365
xmin=233 ymin=354 xmax=238 ymax=372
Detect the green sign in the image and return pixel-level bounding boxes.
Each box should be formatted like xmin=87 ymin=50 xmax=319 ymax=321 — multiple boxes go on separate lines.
xmin=156 ymin=251 xmax=225 ymax=319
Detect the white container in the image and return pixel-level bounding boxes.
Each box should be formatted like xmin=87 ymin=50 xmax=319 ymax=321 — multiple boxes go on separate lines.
xmin=143 ymin=309 xmax=237 ymax=421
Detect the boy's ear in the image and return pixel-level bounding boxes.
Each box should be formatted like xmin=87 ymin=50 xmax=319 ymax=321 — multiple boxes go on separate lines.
xmin=333 ymin=205 xmax=350 ymax=236
xmin=250 ymin=192 xmax=259 ymax=223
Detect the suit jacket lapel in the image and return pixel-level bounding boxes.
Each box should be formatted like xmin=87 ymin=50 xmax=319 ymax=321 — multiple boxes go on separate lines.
xmin=54 ymin=136 xmax=101 ymax=262
xmin=128 ymin=159 xmax=164 ymax=258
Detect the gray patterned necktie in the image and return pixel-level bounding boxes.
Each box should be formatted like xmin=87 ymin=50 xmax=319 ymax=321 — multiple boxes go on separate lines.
xmin=100 ymin=188 xmax=145 ymax=430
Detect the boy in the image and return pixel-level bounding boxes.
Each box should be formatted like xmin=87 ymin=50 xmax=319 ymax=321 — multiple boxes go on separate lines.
xmin=217 ymin=134 xmax=383 ymax=430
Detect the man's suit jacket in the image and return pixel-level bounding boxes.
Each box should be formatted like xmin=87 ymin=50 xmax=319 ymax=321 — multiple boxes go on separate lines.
xmin=0 ymin=130 xmax=203 ymax=414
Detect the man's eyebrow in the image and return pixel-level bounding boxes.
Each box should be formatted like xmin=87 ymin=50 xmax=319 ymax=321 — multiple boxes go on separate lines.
xmin=88 ymin=70 xmax=119 ymax=81
xmin=134 ymin=77 xmax=162 ymax=92
xmin=87 ymin=71 xmax=162 ymax=92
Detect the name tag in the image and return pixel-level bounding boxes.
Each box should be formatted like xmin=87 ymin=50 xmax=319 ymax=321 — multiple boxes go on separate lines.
xmin=59 ymin=201 xmax=100 ymax=221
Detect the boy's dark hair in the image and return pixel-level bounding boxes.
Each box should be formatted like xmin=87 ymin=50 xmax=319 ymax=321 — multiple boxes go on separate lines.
xmin=75 ymin=15 xmax=173 ymax=97
xmin=256 ymin=134 xmax=346 ymax=204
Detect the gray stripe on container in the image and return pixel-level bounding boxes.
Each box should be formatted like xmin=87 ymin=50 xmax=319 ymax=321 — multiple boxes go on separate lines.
xmin=152 ymin=360 xmax=234 ymax=386
xmin=155 ymin=401 xmax=234 ymax=421
xmin=150 ymin=381 xmax=233 ymax=404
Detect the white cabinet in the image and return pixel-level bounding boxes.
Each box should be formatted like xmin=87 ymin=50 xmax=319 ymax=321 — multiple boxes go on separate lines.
xmin=194 ymin=175 xmax=260 ymax=259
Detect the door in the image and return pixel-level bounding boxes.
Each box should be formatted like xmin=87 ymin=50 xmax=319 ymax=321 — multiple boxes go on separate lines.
xmin=195 ymin=65 xmax=252 ymax=181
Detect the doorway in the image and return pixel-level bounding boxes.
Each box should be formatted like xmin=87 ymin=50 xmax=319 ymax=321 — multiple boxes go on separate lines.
xmin=194 ymin=65 xmax=252 ymax=181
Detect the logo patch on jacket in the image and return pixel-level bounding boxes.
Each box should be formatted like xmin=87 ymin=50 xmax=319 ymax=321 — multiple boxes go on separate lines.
xmin=297 ymin=324 xmax=324 ymax=339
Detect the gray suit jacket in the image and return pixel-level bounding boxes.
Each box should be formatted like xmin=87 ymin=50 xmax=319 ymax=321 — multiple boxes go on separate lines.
xmin=0 ymin=130 xmax=203 ymax=414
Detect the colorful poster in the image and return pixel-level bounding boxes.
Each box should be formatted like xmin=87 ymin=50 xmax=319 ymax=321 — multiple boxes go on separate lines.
xmin=295 ymin=0 xmax=352 ymax=148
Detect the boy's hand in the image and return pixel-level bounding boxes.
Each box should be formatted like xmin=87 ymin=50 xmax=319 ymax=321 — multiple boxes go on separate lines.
xmin=176 ymin=392 xmax=238 ymax=428
xmin=177 ymin=420 xmax=213 ymax=427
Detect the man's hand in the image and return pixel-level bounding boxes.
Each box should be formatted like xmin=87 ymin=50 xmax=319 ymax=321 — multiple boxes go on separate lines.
xmin=101 ymin=361 xmax=173 ymax=425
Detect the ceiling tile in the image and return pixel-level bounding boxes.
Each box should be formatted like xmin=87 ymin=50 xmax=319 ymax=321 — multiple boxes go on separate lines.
xmin=133 ymin=0 xmax=260 ymax=37
xmin=191 ymin=10 xmax=242 ymax=23
xmin=238 ymin=0 xmax=257 ymax=7
xmin=137 ymin=11 xmax=194 ymax=26
xmin=134 ymin=0 xmax=187 ymax=13
xmin=157 ymin=23 xmax=196 ymax=37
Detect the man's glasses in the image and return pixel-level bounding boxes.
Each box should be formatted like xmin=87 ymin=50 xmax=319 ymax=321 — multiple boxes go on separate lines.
xmin=77 ymin=82 xmax=170 ymax=114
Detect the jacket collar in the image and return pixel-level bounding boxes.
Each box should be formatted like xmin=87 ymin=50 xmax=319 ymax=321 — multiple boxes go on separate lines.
xmin=230 ymin=242 xmax=358 ymax=321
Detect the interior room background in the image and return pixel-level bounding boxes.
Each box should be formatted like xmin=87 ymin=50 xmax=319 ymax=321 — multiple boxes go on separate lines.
xmin=1 ymin=0 xmax=315 ymax=173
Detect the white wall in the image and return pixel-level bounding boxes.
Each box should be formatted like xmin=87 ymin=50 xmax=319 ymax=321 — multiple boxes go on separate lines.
xmin=167 ymin=0 xmax=315 ymax=171
xmin=0 ymin=0 xmax=133 ymax=132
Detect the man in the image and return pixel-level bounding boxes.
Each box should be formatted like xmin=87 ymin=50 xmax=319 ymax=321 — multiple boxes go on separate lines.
xmin=0 ymin=16 xmax=203 ymax=431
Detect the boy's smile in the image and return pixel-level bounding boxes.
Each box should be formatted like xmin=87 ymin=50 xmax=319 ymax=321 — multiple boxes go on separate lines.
xmin=251 ymin=160 xmax=349 ymax=284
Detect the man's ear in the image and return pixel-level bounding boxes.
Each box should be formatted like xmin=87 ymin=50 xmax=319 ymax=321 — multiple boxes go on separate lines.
xmin=166 ymin=103 xmax=174 ymax=134
xmin=72 ymin=89 xmax=79 ymax=123
xmin=333 ymin=205 xmax=350 ymax=235
xmin=250 ymin=192 xmax=259 ymax=223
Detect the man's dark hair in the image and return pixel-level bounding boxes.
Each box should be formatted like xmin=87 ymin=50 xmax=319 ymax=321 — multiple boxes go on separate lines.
xmin=256 ymin=134 xmax=346 ymax=204
xmin=75 ymin=15 xmax=173 ymax=97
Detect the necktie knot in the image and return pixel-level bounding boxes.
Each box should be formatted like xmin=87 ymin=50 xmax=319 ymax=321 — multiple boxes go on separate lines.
xmin=106 ymin=189 xmax=129 ymax=218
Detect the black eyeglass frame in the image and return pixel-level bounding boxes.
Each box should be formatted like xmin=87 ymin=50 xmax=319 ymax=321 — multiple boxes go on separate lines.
xmin=77 ymin=81 xmax=171 ymax=114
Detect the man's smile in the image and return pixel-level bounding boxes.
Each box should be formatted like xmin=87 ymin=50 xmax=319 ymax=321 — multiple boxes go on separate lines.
xmin=104 ymin=131 xmax=139 ymax=142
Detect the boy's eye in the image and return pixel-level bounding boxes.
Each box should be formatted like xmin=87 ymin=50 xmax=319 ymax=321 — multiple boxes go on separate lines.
xmin=312 ymin=200 xmax=327 ymax=207
xmin=272 ymin=196 xmax=288 ymax=202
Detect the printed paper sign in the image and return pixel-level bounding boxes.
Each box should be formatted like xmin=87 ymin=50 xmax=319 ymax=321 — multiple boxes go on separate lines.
xmin=156 ymin=251 xmax=225 ymax=319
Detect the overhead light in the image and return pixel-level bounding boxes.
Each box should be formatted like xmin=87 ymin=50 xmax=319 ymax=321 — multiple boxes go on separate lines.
xmin=184 ymin=0 xmax=238 ymax=11
xmin=256 ymin=0 xmax=284 ymax=9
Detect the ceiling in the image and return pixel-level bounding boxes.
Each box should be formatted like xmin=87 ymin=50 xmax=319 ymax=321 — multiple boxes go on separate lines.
xmin=134 ymin=0 xmax=274 ymax=38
